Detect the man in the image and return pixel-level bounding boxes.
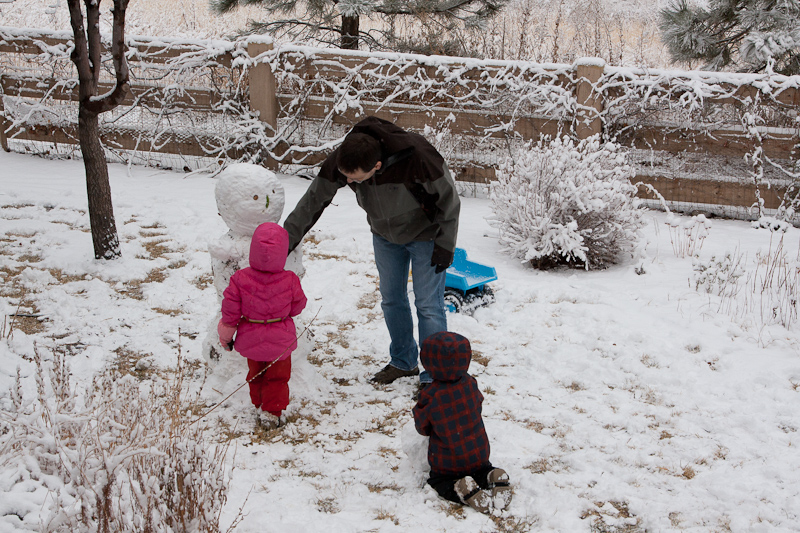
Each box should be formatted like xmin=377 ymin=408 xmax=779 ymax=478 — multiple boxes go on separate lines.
xmin=283 ymin=116 xmax=461 ymax=385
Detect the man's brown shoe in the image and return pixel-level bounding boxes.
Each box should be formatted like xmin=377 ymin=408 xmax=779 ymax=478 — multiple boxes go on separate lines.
xmin=370 ymin=364 xmax=420 ymax=384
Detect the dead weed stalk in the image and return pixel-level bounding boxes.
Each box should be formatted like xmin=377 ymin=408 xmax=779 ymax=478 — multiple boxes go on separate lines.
xmin=1 ymin=341 xmax=236 ymax=532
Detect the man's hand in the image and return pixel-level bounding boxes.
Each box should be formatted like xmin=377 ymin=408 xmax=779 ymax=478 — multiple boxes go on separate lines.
xmin=430 ymin=244 xmax=454 ymax=274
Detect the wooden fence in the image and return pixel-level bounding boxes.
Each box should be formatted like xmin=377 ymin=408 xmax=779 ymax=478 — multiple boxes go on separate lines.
xmin=0 ymin=28 xmax=271 ymax=162
xmin=1 ymin=27 xmax=799 ymax=215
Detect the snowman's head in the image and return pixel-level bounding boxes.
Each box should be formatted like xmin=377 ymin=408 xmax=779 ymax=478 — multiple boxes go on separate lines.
xmin=215 ymin=163 xmax=285 ymax=237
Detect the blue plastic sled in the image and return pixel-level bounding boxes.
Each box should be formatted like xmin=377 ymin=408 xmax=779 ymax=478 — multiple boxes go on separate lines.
xmin=444 ymin=248 xmax=497 ymax=314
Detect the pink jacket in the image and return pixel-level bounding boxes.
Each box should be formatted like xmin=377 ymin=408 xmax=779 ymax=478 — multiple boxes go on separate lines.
xmin=217 ymin=222 xmax=307 ymax=362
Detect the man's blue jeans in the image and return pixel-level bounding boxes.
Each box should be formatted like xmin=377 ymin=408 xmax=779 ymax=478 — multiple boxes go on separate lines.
xmin=373 ymin=235 xmax=447 ymax=383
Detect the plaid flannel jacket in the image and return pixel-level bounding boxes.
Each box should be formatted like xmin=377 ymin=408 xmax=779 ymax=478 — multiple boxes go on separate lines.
xmin=413 ymin=332 xmax=490 ymax=474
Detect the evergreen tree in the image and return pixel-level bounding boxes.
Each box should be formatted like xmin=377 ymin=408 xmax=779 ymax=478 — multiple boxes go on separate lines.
xmin=212 ymin=0 xmax=507 ymax=54
xmin=659 ymin=0 xmax=800 ymax=75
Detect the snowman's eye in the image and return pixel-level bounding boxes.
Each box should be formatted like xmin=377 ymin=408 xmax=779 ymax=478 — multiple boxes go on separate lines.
xmin=253 ymin=195 xmax=259 ymax=200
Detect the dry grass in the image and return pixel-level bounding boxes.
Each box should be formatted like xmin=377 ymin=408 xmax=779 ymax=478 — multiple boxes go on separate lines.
xmin=111 ymin=347 xmax=156 ymax=380
xmin=357 ymin=288 xmax=381 ymax=310
xmin=582 ymin=501 xmax=644 ymax=533
xmin=319 ymin=323 xmax=356 ymax=355
xmin=307 ymin=350 xmax=327 ymax=367
xmin=5 ymin=345 xmax=233 ymax=531
xmin=139 ymin=238 xmax=171 ymax=259
xmin=367 ymin=481 xmax=400 ymax=493
xmin=48 ymin=269 xmax=88 ymax=284
xmin=18 ymin=253 xmax=42 ymax=263
xmin=115 ymin=268 xmax=170 ymax=300
xmin=471 ymin=348 xmax=490 ymax=366
xmin=526 ymin=458 xmax=552 ymax=474
xmin=489 ymin=514 xmax=541 ymax=533
xmin=640 ymin=354 xmax=660 ymax=368
xmin=525 ymin=419 xmax=546 ymax=432
xmin=367 ymin=408 xmax=407 ymax=435
xmin=141 ymin=222 xmax=166 ymax=230
xmin=304 ymin=249 xmax=346 ymax=261
xmin=0 ymin=268 xmax=26 ymax=296
xmin=193 ymin=273 xmax=213 ymax=289
xmin=2 ymin=279 xmax=46 ymax=336
xmin=441 ymin=502 xmax=467 ymax=520
xmin=565 ymin=380 xmax=586 ymax=391
xmin=216 ymin=419 xmax=247 ymax=442
xmin=152 ymin=307 xmax=183 ymax=316
xmin=10 ymin=313 xmax=46 ymax=335
xmin=374 ymin=508 xmax=399 ymax=525
xmin=301 ymin=235 xmax=349 ymax=261
xmin=316 ymin=497 xmax=340 ymax=514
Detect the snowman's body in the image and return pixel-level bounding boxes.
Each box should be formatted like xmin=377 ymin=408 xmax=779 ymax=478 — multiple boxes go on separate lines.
xmin=202 ymin=164 xmax=313 ymax=403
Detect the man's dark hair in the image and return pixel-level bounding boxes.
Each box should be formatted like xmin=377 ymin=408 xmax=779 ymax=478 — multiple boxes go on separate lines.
xmin=336 ymin=133 xmax=381 ymax=173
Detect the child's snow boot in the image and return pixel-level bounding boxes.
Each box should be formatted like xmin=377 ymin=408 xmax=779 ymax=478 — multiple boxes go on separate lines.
xmin=486 ymin=468 xmax=512 ymax=510
xmin=256 ymin=410 xmax=281 ymax=430
xmin=454 ymin=476 xmax=493 ymax=514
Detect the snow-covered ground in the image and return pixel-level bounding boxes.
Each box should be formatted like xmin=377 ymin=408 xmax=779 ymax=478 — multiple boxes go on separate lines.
xmin=1 ymin=150 xmax=799 ymax=532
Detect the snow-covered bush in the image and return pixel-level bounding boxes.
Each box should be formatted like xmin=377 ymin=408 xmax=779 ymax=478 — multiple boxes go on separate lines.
xmin=666 ymin=213 xmax=712 ymax=258
xmin=748 ymin=233 xmax=800 ymax=330
xmin=693 ymin=251 xmax=746 ymax=298
xmin=0 ymin=347 xmax=230 ymax=532
xmin=488 ymin=136 xmax=645 ymax=269
xmin=692 ymin=234 xmax=800 ymax=334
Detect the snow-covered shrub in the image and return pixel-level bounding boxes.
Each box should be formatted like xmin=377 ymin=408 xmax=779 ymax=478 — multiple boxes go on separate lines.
xmin=748 ymin=234 xmax=800 ymax=330
xmin=693 ymin=235 xmax=800 ymax=334
xmin=753 ymin=216 xmax=792 ymax=233
xmin=488 ymin=136 xmax=644 ymax=269
xmin=666 ymin=213 xmax=712 ymax=258
xmin=0 ymin=347 xmax=230 ymax=532
xmin=693 ymin=251 xmax=746 ymax=298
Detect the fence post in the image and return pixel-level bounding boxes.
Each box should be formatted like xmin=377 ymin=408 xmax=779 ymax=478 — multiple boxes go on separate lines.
xmin=247 ymin=40 xmax=278 ymax=169
xmin=574 ymin=58 xmax=605 ymax=140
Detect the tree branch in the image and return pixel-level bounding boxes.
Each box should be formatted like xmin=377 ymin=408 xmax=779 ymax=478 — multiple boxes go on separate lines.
xmin=374 ymin=0 xmax=488 ymax=16
xmin=86 ymin=0 xmax=131 ymax=114
xmin=66 ymin=0 xmax=93 ymax=102
xmin=84 ymin=0 xmax=102 ymax=92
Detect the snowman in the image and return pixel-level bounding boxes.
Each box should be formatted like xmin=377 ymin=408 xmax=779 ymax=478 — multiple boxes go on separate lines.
xmin=202 ymin=163 xmax=318 ymax=406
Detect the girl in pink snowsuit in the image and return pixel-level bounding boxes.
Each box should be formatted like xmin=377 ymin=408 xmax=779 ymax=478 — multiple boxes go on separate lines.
xmin=217 ymin=222 xmax=307 ymax=424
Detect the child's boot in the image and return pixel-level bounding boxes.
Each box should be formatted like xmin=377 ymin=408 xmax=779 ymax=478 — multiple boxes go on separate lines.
xmin=257 ymin=410 xmax=281 ymax=430
xmin=454 ymin=476 xmax=493 ymax=514
xmin=486 ymin=468 xmax=512 ymax=510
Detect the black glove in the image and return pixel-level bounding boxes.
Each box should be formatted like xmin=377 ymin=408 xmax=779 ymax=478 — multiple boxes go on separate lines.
xmin=431 ymin=244 xmax=454 ymax=274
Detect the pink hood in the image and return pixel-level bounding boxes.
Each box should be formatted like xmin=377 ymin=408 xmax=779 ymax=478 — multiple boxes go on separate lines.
xmin=250 ymin=222 xmax=289 ymax=272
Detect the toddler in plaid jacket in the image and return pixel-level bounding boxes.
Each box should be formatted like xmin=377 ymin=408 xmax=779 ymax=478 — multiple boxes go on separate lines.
xmin=412 ymin=331 xmax=512 ymax=514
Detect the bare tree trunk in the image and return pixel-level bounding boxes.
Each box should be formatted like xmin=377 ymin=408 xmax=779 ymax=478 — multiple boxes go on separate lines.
xmin=552 ymin=0 xmax=565 ymax=63
xmin=68 ymin=0 xmax=129 ymax=260
xmin=341 ymin=15 xmax=359 ymax=49
xmin=79 ymin=106 xmax=121 ymax=259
